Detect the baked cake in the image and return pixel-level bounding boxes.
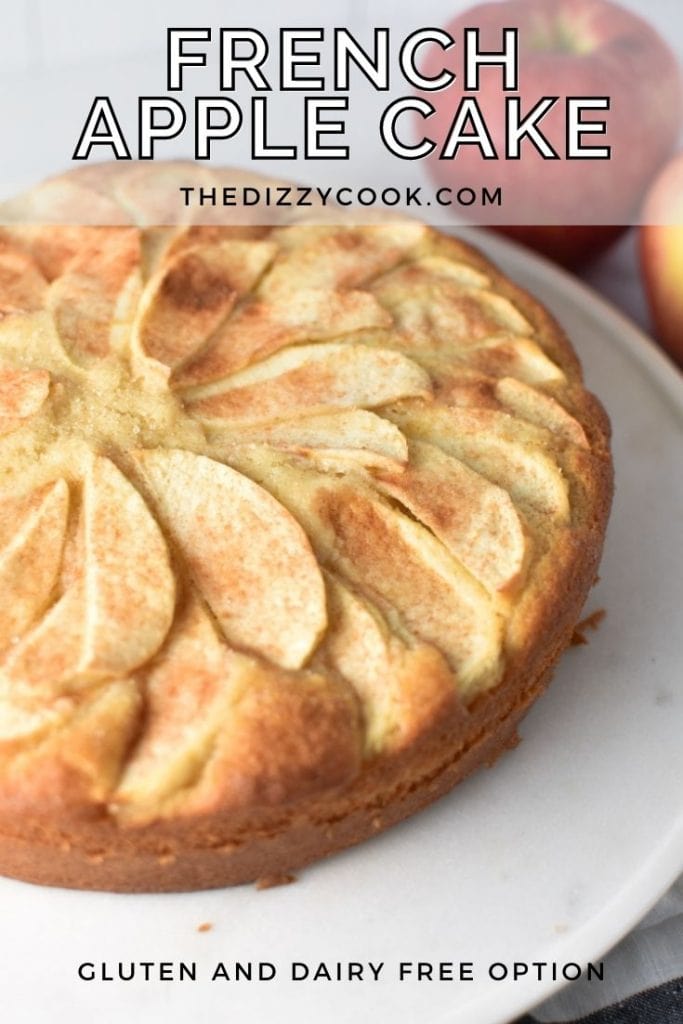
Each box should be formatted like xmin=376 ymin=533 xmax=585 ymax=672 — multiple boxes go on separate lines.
xmin=0 ymin=165 xmax=612 ymax=891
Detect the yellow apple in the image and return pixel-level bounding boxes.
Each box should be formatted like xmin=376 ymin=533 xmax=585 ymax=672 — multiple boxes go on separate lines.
xmin=640 ymin=153 xmax=683 ymax=368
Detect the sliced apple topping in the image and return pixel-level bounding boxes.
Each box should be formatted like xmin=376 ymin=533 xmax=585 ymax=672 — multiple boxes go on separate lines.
xmin=1 ymin=179 xmax=127 ymax=233
xmin=115 ymin=593 xmax=361 ymax=821
xmin=39 ymin=680 xmax=142 ymax=803
xmin=0 ymin=480 xmax=69 ymax=651
xmin=142 ymin=666 xmax=361 ymax=820
xmin=162 ymin=225 xmax=274 ymax=264
xmin=0 ymin=587 xmax=86 ymax=692
xmin=0 ymin=367 xmax=50 ymax=436
xmin=273 ymin=220 xmax=427 ymax=251
xmin=313 ymin=481 xmax=503 ymax=696
xmin=495 ymin=377 xmax=588 ymax=447
xmin=132 ymin=448 xmax=327 ymax=670
xmin=188 ymin=343 xmax=431 ymax=425
xmin=375 ymin=440 xmax=528 ymax=594
xmin=0 ymin=241 xmax=48 ymax=314
xmin=229 ymin=410 xmax=408 ymax=473
xmin=114 ymin=593 xmax=252 ymax=814
xmin=0 ymin=680 xmax=142 ymax=807
xmin=263 ymin=223 xmax=426 ymax=295
xmin=80 ymin=455 xmax=176 ymax=675
xmin=371 ymin=264 xmax=533 ymax=349
xmin=404 ymin=255 xmax=491 ymax=289
xmin=474 ymin=291 xmax=533 ymax=334
xmin=0 ymin=689 xmax=72 ymax=750
xmin=1 ymin=226 xmax=94 ymax=281
xmin=387 ymin=404 xmax=570 ymax=520
xmin=47 ymin=227 xmax=141 ymax=360
xmin=429 ymin=363 xmax=501 ymax=409
xmin=464 ymin=335 xmax=566 ymax=384
xmin=1 ymin=457 xmax=175 ymax=690
xmin=324 ymin=575 xmax=460 ymax=754
xmin=173 ymin=287 xmax=392 ymax=388
xmin=132 ymin=241 xmax=276 ymax=374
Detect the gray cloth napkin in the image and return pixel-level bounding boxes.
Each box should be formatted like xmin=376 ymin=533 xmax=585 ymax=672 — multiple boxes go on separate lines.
xmin=523 ymin=977 xmax=682 ymax=1022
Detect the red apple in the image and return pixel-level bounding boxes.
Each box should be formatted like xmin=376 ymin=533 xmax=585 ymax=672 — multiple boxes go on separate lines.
xmin=422 ymin=0 xmax=683 ymax=267
xmin=495 ymin=224 xmax=625 ymax=267
xmin=640 ymin=153 xmax=683 ymax=368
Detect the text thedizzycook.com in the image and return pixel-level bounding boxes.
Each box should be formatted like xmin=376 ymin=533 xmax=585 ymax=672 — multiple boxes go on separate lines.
xmin=76 ymin=959 xmax=605 ymax=984
xmin=179 ymin=182 xmax=503 ymax=209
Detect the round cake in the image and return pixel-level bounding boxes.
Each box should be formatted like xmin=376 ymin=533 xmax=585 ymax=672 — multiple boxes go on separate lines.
xmin=0 ymin=165 xmax=612 ymax=891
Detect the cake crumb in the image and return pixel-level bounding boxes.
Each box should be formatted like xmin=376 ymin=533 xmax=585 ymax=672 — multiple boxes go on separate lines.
xmin=197 ymin=922 xmax=213 ymax=933
xmin=255 ymin=873 xmax=297 ymax=891
xmin=571 ymin=609 xmax=606 ymax=646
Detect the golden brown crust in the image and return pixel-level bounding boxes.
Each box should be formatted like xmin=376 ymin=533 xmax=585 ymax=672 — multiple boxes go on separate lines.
xmin=0 ymin=165 xmax=612 ymax=891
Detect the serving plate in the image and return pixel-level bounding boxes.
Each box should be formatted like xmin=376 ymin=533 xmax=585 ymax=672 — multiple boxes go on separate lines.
xmin=1 ymin=229 xmax=681 ymax=1024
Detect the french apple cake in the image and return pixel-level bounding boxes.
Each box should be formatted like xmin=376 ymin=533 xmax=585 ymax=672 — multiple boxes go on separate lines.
xmin=0 ymin=165 xmax=612 ymax=891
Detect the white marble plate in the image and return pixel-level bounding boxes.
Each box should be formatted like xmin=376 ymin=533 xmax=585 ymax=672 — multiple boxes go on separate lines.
xmin=1 ymin=231 xmax=682 ymax=1024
